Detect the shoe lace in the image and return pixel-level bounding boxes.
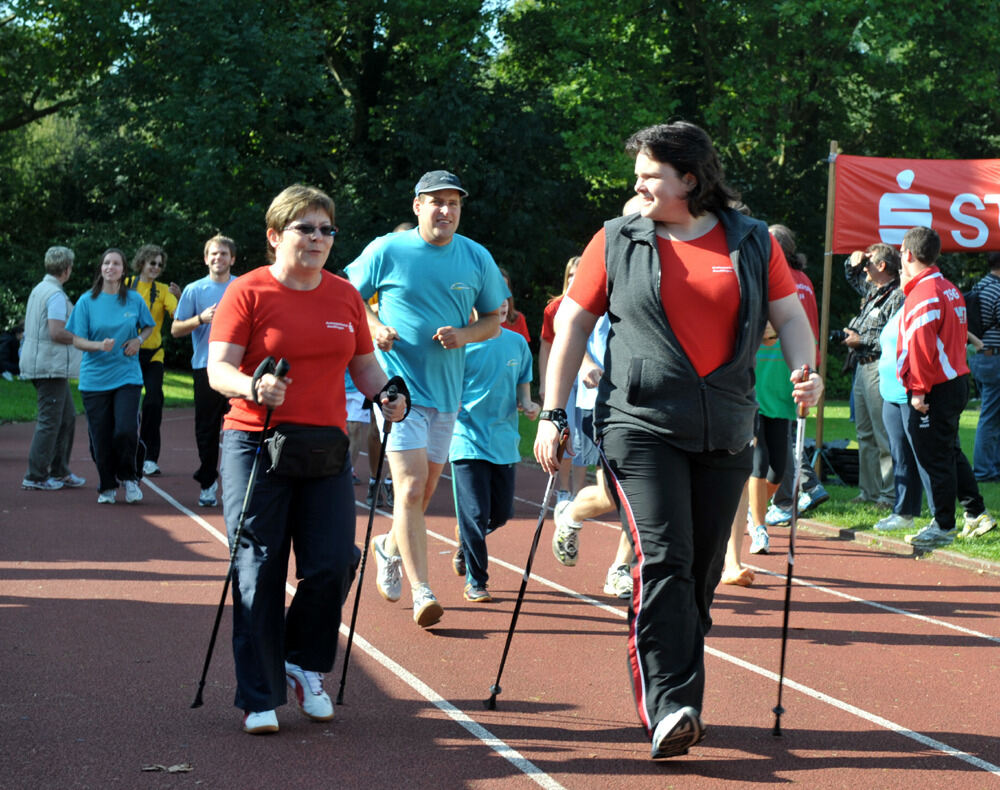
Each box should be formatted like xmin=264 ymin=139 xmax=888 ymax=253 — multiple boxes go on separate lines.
xmin=562 ymin=528 xmax=579 ymax=556
xmin=302 ymin=669 xmax=324 ymax=696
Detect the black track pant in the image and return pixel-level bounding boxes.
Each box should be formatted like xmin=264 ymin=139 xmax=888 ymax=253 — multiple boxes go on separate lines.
xmin=907 ymin=375 xmax=983 ymax=531
xmin=600 ymin=425 xmax=752 ymax=737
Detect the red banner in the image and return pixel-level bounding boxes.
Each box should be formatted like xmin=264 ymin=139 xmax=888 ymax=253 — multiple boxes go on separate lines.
xmin=833 ymin=155 xmax=1000 ymax=253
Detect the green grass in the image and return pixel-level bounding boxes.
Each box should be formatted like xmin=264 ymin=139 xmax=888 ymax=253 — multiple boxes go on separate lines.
xmin=0 ymin=369 xmax=195 ymax=423
xmin=518 ymin=401 xmax=1000 ymax=565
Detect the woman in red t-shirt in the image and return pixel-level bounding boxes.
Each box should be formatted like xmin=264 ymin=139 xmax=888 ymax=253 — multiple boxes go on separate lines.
xmin=534 ymin=122 xmax=822 ymax=760
xmin=207 ymin=185 xmax=406 ymax=735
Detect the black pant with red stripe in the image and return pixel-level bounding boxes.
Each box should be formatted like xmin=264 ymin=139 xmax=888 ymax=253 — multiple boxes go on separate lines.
xmin=601 ymin=424 xmax=752 ymax=737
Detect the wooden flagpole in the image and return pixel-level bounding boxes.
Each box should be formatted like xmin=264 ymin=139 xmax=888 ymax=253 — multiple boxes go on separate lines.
xmin=814 ymin=140 xmax=839 ymax=467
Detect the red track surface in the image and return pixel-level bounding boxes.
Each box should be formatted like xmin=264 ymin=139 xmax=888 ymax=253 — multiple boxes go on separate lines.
xmin=2 ymin=409 xmax=999 ymax=789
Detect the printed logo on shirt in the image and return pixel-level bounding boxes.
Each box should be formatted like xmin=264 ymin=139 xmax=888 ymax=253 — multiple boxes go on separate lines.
xmin=711 ymin=266 xmax=736 ymax=275
xmin=505 ymin=357 xmax=519 ymax=367
xmin=450 ymin=282 xmax=474 ymax=290
xmin=325 ymin=321 xmax=355 ymax=332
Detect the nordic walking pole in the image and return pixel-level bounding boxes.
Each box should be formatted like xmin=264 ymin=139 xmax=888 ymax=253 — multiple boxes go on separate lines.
xmin=191 ymin=356 xmax=288 ymax=708
xmin=484 ymin=428 xmax=568 ymax=711
xmin=337 ymin=384 xmax=398 ymax=705
xmin=773 ymin=364 xmax=810 ymax=735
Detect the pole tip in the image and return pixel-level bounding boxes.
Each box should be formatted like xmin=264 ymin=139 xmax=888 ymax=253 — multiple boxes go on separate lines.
xmin=483 ymin=696 xmax=497 ymax=710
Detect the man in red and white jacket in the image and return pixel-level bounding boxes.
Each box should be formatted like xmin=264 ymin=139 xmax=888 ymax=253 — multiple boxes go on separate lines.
xmin=896 ymin=226 xmax=994 ymax=548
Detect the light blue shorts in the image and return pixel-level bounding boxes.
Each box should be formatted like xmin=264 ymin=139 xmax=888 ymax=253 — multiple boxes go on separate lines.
xmin=377 ymin=403 xmax=457 ymax=464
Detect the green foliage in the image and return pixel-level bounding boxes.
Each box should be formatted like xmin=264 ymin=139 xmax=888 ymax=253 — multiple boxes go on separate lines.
xmin=3 ymin=0 xmax=1000 ymax=352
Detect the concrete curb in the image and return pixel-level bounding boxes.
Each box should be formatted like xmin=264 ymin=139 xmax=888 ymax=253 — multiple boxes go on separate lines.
xmin=797 ymin=516 xmax=1000 ymax=577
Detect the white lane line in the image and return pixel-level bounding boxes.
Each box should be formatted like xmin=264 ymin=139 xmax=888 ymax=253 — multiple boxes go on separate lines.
xmin=422 ymin=532 xmax=1000 ymax=775
xmin=747 ymin=564 xmax=1000 ymax=644
xmin=509 ymin=486 xmax=1000 ymax=646
xmin=144 ymin=478 xmax=566 ymax=790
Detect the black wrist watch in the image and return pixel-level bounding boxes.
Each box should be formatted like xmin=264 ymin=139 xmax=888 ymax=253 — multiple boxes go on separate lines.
xmin=538 ymin=408 xmax=569 ymax=433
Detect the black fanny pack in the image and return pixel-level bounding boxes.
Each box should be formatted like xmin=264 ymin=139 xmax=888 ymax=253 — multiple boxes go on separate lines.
xmin=266 ymin=424 xmax=349 ymax=478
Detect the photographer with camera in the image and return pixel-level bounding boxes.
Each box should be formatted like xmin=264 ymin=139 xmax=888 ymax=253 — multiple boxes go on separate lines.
xmin=839 ymin=243 xmax=905 ymax=508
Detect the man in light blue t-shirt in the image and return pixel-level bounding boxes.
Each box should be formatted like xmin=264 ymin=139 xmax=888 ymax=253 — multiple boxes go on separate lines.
xmin=171 ymin=235 xmax=237 ymax=507
xmin=345 ymin=170 xmax=508 ymax=629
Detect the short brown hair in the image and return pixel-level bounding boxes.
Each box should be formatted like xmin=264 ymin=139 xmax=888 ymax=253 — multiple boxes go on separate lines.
xmin=264 ymin=185 xmax=335 ymax=261
xmin=901 ymin=226 xmax=941 ymax=265
xmin=203 ymin=234 xmax=236 ymax=259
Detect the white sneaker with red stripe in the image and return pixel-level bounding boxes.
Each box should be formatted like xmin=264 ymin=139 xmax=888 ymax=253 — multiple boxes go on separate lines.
xmin=285 ymin=661 xmax=334 ymax=721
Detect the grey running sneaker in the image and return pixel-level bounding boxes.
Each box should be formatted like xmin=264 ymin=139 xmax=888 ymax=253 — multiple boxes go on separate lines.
xmin=284 ymin=661 xmax=334 ymax=721
xmin=748 ymin=524 xmax=770 ymax=555
xmin=58 ymin=473 xmax=86 ymax=488
xmin=874 ymin=513 xmax=914 ymax=532
xmin=904 ymin=521 xmax=955 ymax=549
xmin=97 ymin=489 xmax=116 ymax=504
xmin=412 ymin=584 xmax=444 ymax=627
xmin=22 ymin=477 xmax=63 ymax=491
xmin=124 ymin=479 xmax=143 ymax=503
xmin=960 ymin=511 xmax=996 ymax=539
xmin=199 ymin=480 xmax=218 ymax=507
xmin=142 ymin=460 xmax=161 ymax=476
xmin=651 ymin=706 xmax=704 ymax=759
xmin=552 ymin=500 xmax=582 ymax=566
xmin=603 ymin=564 xmax=633 ymax=599
xmin=370 ymin=533 xmax=402 ymax=602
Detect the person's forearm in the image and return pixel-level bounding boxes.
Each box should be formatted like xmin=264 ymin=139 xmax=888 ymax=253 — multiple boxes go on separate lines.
xmin=171 ymin=315 xmax=200 ymax=338
xmin=206 ymin=358 xmax=253 ymax=400
xmin=775 ymin=313 xmax=817 ymax=372
xmin=461 ymin=312 xmax=501 ymax=345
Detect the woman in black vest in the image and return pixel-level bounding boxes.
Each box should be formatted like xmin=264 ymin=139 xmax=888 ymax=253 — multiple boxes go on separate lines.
xmin=535 ymin=121 xmax=822 ymax=760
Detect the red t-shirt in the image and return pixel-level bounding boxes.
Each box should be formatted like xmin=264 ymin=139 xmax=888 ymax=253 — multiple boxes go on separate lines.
xmin=503 ymin=310 xmax=532 ymax=344
xmin=569 ymin=223 xmax=795 ymax=377
xmin=540 ymin=295 xmax=562 ymax=344
xmin=211 ymin=267 xmax=374 ymax=432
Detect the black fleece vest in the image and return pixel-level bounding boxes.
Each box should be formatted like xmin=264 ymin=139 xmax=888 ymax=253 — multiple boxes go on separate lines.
xmin=595 ymin=208 xmax=770 ymax=452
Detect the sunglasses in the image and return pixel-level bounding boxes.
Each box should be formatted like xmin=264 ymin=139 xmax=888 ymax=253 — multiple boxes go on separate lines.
xmin=284 ymin=223 xmax=338 ymax=238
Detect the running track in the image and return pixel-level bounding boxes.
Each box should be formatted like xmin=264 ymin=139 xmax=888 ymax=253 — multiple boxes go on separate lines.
xmin=2 ymin=409 xmax=999 ymax=789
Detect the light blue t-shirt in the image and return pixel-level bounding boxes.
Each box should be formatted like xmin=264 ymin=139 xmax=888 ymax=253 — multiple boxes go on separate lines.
xmin=878 ymin=308 xmax=907 ymax=405
xmin=174 ymin=275 xmax=236 ymax=369
xmin=66 ymin=291 xmax=154 ymax=392
xmin=449 ymin=328 xmax=533 ymax=465
xmin=576 ymin=314 xmax=610 ymax=411
xmin=345 ymin=228 xmax=508 ymax=412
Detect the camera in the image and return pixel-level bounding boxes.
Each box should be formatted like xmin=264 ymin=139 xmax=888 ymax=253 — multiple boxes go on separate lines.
xmin=830 ymin=329 xmax=848 ymax=344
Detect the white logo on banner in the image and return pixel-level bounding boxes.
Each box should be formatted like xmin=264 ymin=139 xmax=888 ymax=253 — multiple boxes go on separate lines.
xmin=879 ymin=168 xmax=1000 ymax=249
xmin=878 ymin=170 xmax=932 ymax=245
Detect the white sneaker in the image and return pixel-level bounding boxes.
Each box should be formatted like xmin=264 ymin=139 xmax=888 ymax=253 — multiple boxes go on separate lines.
xmin=604 ymin=564 xmax=633 ymax=599
xmin=960 ymin=511 xmax=996 ymax=539
xmin=58 ymin=473 xmax=86 ymax=488
xmin=370 ymin=533 xmax=402 ymax=602
xmin=412 ymin=584 xmax=444 ymax=628
xmin=284 ymin=661 xmax=334 ymax=721
xmin=874 ymin=513 xmax=914 ymax=532
xmin=142 ymin=460 xmax=161 ymax=476
xmin=198 ymin=480 xmax=218 ymax=507
xmin=748 ymin=524 xmax=770 ymax=555
xmin=651 ymin=706 xmax=704 ymax=759
xmin=552 ymin=500 xmax=582 ymax=566
xmin=124 ymin=479 xmax=143 ymax=503
xmin=905 ymin=521 xmax=955 ymax=548
xmin=242 ymin=709 xmax=279 ymax=734
xmin=97 ymin=489 xmax=116 ymax=504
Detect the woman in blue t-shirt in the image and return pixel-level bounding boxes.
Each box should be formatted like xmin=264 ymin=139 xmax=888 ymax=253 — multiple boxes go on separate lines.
xmin=67 ymin=248 xmax=154 ymax=504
